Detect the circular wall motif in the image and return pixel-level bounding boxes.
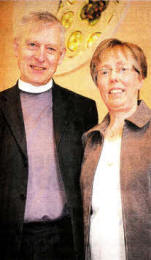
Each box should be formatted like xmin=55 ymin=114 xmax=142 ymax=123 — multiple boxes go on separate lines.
xmin=61 ymin=11 xmax=74 ymax=28
xmin=67 ymin=31 xmax=83 ymax=52
xmin=80 ymin=0 xmax=109 ymax=25
xmin=56 ymin=0 xmax=130 ymax=75
xmin=87 ymin=32 xmax=102 ymax=48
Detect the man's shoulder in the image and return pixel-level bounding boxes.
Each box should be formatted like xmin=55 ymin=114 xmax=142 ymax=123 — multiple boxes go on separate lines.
xmin=53 ymin=83 xmax=96 ymax=105
xmin=0 ymin=84 xmax=18 ymax=99
xmin=53 ymin=83 xmax=98 ymax=126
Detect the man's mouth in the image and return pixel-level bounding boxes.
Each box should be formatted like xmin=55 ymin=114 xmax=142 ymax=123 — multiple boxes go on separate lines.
xmin=30 ymin=65 xmax=46 ymax=71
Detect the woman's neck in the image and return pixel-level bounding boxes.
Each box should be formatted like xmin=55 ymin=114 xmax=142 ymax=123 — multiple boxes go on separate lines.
xmin=105 ymin=104 xmax=137 ymax=140
xmin=105 ymin=120 xmax=123 ymax=140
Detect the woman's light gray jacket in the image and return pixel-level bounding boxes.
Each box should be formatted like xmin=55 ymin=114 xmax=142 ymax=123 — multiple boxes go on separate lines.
xmin=80 ymin=101 xmax=151 ymax=260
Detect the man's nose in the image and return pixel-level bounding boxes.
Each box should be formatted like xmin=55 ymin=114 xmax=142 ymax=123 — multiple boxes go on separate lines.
xmin=35 ymin=46 xmax=46 ymax=62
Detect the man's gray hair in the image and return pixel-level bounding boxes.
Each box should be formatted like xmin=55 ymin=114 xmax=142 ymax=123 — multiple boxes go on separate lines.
xmin=15 ymin=11 xmax=65 ymax=50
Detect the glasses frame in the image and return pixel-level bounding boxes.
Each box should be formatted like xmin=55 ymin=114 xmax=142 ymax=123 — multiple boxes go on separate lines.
xmin=97 ymin=65 xmax=140 ymax=78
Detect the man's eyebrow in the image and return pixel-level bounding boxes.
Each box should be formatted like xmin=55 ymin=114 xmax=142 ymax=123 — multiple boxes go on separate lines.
xmin=26 ymin=39 xmax=38 ymax=44
xmin=46 ymin=44 xmax=58 ymax=48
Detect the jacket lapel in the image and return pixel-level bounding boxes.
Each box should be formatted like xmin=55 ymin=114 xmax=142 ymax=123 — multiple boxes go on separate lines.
xmin=0 ymin=82 xmax=72 ymax=162
xmin=0 ymin=84 xmax=27 ymax=159
xmin=52 ymin=83 xmax=71 ymax=150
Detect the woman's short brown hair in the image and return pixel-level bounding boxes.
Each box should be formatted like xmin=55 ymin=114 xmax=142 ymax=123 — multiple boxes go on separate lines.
xmin=90 ymin=38 xmax=147 ymax=85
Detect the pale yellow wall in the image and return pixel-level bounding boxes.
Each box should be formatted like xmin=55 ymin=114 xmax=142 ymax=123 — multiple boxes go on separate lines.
xmin=1 ymin=1 xmax=151 ymax=122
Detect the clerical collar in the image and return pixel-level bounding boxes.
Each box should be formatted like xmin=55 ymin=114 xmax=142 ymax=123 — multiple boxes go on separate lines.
xmin=18 ymin=79 xmax=53 ymax=94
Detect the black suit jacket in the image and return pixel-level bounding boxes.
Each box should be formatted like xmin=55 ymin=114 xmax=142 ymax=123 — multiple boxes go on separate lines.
xmin=0 ymin=81 xmax=98 ymax=259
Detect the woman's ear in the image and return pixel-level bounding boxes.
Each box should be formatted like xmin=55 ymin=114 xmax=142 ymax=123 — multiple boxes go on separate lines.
xmin=138 ymin=75 xmax=144 ymax=90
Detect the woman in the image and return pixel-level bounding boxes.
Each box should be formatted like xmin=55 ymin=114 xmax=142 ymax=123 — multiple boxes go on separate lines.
xmin=80 ymin=38 xmax=151 ymax=260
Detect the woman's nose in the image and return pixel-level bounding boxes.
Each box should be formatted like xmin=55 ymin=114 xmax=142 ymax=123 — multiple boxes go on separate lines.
xmin=110 ymin=69 xmax=119 ymax=81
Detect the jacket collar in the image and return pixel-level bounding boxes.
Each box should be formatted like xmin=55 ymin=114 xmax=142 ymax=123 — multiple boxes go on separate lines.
xmin=0 ymin=82 xmax=27 ymax=159
xmin=83 ymin=100 xmax=151 ymax=144
xmin=125 ymin=100 xmax=151 ymax=128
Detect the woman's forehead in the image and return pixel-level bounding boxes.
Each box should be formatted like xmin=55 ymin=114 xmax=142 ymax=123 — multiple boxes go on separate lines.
xmin=99 ymin=45 xmax=137 ymax=65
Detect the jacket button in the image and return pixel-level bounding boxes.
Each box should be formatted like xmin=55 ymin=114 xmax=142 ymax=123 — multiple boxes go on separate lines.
xmin=24 ymin=160 xmax=28 ymax=168
xmin=20 ymin=193 xmax=26 ymax=201
xmin=16 ymin=223 xmax=22 ymax=235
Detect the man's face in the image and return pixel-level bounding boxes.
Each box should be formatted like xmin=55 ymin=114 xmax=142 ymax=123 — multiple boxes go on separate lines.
xmin=14 ymin=23 xmax=65 ymax=86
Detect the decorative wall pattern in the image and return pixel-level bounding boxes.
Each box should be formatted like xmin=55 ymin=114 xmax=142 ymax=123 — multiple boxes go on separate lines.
xmin=56 ymin=0 xmax=130 ymax=75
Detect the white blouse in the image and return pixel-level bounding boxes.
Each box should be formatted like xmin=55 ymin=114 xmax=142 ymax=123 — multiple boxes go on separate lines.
xmin=90 ymin=137 xmax=126 ymax=260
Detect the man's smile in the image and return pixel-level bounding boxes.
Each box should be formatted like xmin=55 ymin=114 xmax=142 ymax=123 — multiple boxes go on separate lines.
xmin=30 ymin=65 xmax=47 ymax=71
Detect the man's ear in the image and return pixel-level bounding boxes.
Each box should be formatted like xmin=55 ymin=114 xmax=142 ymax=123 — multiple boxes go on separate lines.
xmin=58 ymin=48 xmax=66 ymax=65
xmin=13 ymin=38 xmax=19 ymax=57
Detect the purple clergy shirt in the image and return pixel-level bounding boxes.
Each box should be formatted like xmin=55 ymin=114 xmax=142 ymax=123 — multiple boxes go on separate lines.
xmin=20 ymin=89 xmax=66 ymax=222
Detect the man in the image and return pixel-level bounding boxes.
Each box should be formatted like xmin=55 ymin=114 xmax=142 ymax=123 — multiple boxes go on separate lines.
xmin=0 ymin=12 xmax=98 ymax=260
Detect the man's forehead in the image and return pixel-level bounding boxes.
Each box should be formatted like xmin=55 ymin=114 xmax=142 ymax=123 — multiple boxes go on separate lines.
xmin=26 ymin=21 xmax=58 ymax=33
xmin=20 ymin=21 xmax=58 ymax=36
xmin=20 ymin=22 xmax=61 ymax=44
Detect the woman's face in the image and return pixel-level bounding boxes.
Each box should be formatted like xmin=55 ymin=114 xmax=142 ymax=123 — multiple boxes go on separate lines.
xmin=97 ymin=46 xmax=144 ymax=114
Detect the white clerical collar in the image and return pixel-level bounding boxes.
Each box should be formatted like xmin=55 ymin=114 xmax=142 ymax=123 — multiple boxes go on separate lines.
xmin=18 ymin=79 xmax=53 ymax=94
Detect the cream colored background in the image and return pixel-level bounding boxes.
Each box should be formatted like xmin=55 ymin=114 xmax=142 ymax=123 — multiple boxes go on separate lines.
xmin=0 ymin=0 xmax=151 ymax=121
